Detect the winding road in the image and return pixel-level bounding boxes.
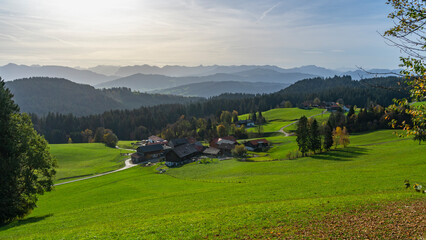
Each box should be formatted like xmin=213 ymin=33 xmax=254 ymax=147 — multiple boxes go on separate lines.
xmin=54 ymin=147 xmax=138 ymax=186
xmin=54 ymin=158 xmax=137 ymax=186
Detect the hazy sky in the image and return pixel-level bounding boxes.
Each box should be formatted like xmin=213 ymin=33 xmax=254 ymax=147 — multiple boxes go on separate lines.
xmin=0 ymin=0 xmax=402 ymax=69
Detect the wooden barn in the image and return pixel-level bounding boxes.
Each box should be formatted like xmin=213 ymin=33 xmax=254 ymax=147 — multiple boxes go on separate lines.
xmin=131 ymin=144 xmax=165 ymax=164
xmin=165 ymin=143 xmax=199 ymax=167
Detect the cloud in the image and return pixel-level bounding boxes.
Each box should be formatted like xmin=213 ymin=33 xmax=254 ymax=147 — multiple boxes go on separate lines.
xmin=257 ymin=2 xmax=281 ymax=22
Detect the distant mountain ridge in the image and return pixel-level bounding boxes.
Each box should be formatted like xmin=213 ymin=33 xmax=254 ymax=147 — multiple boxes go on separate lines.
xmin=95 ymin=69 xmax=315 ymax=92
xmin=153 ymin=81 xmax=290 ymax=98
xmin=0 ymin=63 xmax=401 ymax=92
xmin=5 ymin=77 xmax=200 ymax=116
xmin=0 ymin=63 xmax=116 ymax=85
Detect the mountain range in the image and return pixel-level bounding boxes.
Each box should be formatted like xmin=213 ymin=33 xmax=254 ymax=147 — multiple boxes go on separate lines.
xmin=152 ymin=81 xmax=290 ymax=98
xmin=95 ymin=69 xmax=313 ymax=92
xmin=1 ymin=63 xmax=401 ymax=97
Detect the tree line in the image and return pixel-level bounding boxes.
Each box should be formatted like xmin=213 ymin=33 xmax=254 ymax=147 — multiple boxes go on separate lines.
xmin=29 ymin=76 xmax=410 ymax=143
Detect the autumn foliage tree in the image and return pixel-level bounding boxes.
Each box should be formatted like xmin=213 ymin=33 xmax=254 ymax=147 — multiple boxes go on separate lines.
xmin=332 ymin=126 xmax=350 ymax=148
xmin=384 ymin=0 xmax=426 ymax=144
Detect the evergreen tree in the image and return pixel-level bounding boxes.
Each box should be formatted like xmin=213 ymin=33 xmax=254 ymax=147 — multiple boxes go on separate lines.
xmin=296 ymin=116 xmax=309 ymax=156
xmin=323 ymin=120 xmax=334 ymax=151
xmin=251 ymin=111 xmax=257 ymax=123
xmin=308 ymin=119 xmax=321 ymax=153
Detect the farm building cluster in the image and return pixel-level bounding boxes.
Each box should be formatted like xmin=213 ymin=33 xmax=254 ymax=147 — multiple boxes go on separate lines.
xmin=130 ymin=135 xmax=270 ymax=167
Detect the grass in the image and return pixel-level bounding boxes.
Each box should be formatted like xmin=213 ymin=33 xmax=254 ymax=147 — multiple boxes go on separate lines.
xmin=117 ymin=140 xmax=138 ymax=150
xmin=1 ymin=129 xmax=424 ymax=239
xmin=240 ymin=107 xmax=329 ymax=133
xmin=49 ymin=143 xmax=133 ymax=182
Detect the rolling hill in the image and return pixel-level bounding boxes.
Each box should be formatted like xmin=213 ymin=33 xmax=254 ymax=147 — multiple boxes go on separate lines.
xmin=153 ymin=81 xmax=290 ymax=97
xmin=0 ymin=129 xmax=423 ymax=239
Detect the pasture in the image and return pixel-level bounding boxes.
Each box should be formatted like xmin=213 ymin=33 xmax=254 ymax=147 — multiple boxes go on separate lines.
xmin=1 ymin=130 xmax=424 ymax=239
xmin=49 ymin=143 xmax=133 ymax=182
xmin=239 ymin=107 xmax=328 ymax=133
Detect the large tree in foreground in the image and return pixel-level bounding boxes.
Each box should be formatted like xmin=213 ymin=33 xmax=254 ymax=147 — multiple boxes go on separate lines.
xmin=384 ymin=0 xmax=426 ymax=144
xmin=0 ymin=79 xmax=56 ymax=225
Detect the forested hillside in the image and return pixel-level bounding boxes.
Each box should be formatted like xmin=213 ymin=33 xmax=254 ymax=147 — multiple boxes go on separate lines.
xmin=5 ymin=77 xmax=200 ymax=116
xmin=29 ymin=76 xmax=410 ymax=143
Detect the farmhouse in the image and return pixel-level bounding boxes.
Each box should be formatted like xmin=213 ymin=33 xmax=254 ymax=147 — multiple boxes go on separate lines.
xmin=210 ymin=136 xmax=238 ymax=154
xmin=236 ymin=119 xmax=255 ymax=128
xmin=244 ymin=139 xmax=270 ymax=151
xmin=203 ymin=147 xmax=221 ymax=156
xmin=165 ymin=143 xmax=200 ymax=167
xmin=148 ymin=135 xmax=167 ymax=144
xmin=168 ymin=138 xmax=189 ymax=148
xmin=131 ymin=144 xmax=165 ymax=164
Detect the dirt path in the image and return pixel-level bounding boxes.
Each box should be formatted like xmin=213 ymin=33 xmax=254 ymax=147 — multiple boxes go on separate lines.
xmin=54 ymin=158 xmax=137 ymax=186
xmin=278 ymin=109 xmax=327 ymax=136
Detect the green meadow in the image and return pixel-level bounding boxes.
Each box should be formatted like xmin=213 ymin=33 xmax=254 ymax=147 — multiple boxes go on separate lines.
xmin=1 ymin=129 xmax=424 ymax=239
xmin=117 ymin=140 xmax=139 ymax=150
xmin=50 ymin=143 xmax=133 ymax=182
xmin=240 ymin=107 xmax=329 ymax=133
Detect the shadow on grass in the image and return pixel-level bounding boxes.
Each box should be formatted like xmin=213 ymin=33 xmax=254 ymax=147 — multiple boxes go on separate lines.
xmin=311 ymin=147 xmax=368 ymax=161
xmin=0 ymin=214 xmax=53 ymax=231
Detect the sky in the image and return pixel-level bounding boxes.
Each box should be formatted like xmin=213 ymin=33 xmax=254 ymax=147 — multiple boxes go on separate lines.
xmin=0 ymin=0 xmax=403 ymax=69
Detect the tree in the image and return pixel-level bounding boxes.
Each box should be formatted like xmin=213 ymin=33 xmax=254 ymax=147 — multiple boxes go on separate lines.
xmin=256 ymin=124 xmax=264 ymax=137
xmin=220 ymin=111 xmax=232 ymax=125
xmin=217 ymin=124 xmax=226 ymax=137
xmin=0 ymin=79 xmax=56 ymax=225
xmin=308 ymin=119 xmax=321 ymax=153
xmin=296 ymin=116 xmax=309 ymax=156
xmin=332 ymin=127 xmax=341 ymax=149
xmin=94 ymin=127 xmax=105 ymax=142
xmin=103 ymin=131 xmax=118 ymax=148
xmin=251 ymin=111 xmax=257 ymax=123
xmin=332 ymin=126 xmax=350 ymax=148
xmin=282 ymin=100 xmax=292 ymax=108
xmin=257 ymin=110 xmax=265 ymax=124
xmin=323 ymin=120 xmax=334 ymax=151
xmin=384 ymin=0 xmax=426 ymax=143
xmin=81 ymin=129 xmax=93 ymax=143
xmin=232 ymin=110 xmax=239 ymax=123
xmin=313 ymin=97 xmax=321 ymax=106
xmin=413 ymin=131 xmax=426 ymax=145
xmin=232 ymin=144 xmax=247 ymax=157
xmin=340 ymin=127 xmax=350 ymax=147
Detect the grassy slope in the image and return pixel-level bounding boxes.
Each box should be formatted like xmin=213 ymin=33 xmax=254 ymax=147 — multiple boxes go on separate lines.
xmin=1 ymin=130 xmax=424 ymax=239
xmin=116 ymin=140 xmax=138 ymax=150
xmin=50 ymin=143 xmax=133 ymax=181
xmin=240 ymin=108 xmax=328 ymax=133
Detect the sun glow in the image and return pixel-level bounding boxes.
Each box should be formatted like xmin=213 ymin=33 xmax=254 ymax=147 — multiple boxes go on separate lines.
xmin=37 ymin=0 xmax=143 ymax=29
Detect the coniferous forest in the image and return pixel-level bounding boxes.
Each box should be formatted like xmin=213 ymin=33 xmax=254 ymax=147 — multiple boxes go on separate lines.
xmin=28 ymin=76 xmax=410 ymax=143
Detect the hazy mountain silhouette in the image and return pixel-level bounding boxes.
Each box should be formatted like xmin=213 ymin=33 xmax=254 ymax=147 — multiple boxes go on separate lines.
xmin=153 ymin=81 xmax=290 ymax=98
xmin=96 ymin=69 xmax=315 ymax=92
xmin=0 ymin=63 xmax=115 ymax=85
